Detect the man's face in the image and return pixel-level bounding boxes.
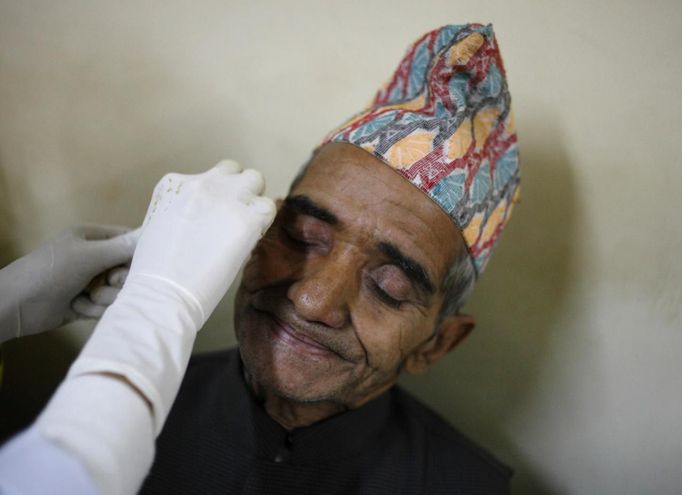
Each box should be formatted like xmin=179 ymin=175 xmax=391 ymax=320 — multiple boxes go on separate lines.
xmin=235 ymin=143 xmax=467 ymax=408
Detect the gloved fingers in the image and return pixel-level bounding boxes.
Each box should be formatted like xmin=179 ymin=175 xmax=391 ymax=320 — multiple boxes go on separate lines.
xmin=90 ymin=227 xmax=140 ymax=249
xmin=62 ymin=305 xmax=81 ymax=325
xmin=107 ymin=267 xmax=129 ymax=288
xmin=114 ymin=227 xmax=142 ymax=246
xmin=73 ymin=224 xmax=133 ymax=241
xmin=73 ymin=269 xmax=124 ymax=314
xmin=87 ymin=228 xmax=139 ymax=268
xmin=89 ymin=285 xmax=120 ymax=306
xmin=249 ymin=196 xmax=277 ymax=232
xmin=209 ymin=159 xmax=242 ymax=175
xmin=71 ymin=295 xmax=107 ymax=319
xmin=236 ymin=168 xmax=266 ymax=195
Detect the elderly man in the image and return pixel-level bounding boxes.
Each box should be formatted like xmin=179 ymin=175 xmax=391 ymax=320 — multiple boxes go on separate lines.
xmin=142 ymin=23 xmax=519 ymax=494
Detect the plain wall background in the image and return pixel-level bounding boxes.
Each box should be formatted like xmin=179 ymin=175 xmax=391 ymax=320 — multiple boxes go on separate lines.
xmin=1 ymin=1 xmax=680 ymax=493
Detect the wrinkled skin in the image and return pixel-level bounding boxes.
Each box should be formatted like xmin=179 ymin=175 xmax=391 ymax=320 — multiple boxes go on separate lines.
xmin=235 ymin=143 xmax=474 ymax=429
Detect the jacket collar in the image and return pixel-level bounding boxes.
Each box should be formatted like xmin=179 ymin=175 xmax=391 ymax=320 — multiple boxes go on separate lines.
xmin=224 ymin=349 xmax=391 ymax=465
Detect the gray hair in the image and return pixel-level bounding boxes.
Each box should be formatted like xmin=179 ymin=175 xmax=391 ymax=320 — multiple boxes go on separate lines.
xmin=436 ymin=245 xmax=476 ymax=324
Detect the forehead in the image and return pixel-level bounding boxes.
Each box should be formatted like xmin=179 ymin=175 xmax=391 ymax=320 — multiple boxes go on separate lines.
xmin=292 ymin=143 xmax=464 ymax=285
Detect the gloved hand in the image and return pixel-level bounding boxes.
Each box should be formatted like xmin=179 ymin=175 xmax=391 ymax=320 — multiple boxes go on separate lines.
xmin=129 ymin=160 xmax=276 ymax=322
xmin=37 ymin=161 xmax=275 ymax=495
xmin=0 ymin=225 xmax=137 ymax=343
xmin=72 ymin=266 xmax=130 ymax=318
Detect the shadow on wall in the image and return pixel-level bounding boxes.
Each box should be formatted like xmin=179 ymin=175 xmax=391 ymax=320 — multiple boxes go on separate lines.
xmin=401 ymin=110 xmax=579 ymax=495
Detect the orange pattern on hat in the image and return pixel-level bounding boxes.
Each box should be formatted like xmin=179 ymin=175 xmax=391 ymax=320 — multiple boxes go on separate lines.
xmin=322 ymin=24 xmax=520 ymax=275
xmin=473 ymin=107 xmax=502 ymax=149
xmin=446 ymin=119 xmax=473 ymax=161
xmin=386 ymin=130 xmax=437 ymax=169
xmin=448 ymin=32 xmax=486 ymax=66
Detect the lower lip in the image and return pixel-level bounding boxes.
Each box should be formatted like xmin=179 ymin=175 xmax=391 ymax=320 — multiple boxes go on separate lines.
xmin=267 ymin=316 xmax=337 ymax=358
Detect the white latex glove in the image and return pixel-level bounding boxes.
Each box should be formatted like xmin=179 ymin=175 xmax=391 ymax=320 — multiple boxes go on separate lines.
xmin=130 ymin=161 xmax=275 ymax=322
xmin=0 ymin=225 xmax=137 ymax=343
xmin=36 ymin=161 xmax=275 ymax=495
xmin=72 ymin=266 xmax=130 ymax=318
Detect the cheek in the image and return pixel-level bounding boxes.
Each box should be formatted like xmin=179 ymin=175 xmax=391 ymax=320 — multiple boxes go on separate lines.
xmin=353 ymin=306 xmax=433 ymax=369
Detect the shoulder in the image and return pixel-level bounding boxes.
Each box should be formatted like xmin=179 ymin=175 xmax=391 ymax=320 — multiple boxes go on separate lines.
xmin=389 ymin=386 xmax=512 ymax=494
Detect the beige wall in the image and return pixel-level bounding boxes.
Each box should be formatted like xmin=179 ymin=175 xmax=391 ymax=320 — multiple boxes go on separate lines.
xmin=1 ymin=1 xmax=680 ymax=493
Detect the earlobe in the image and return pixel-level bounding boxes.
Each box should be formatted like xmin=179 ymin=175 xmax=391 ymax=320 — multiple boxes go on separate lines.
xmin=403 ymin=314 xmax=475 ymax=375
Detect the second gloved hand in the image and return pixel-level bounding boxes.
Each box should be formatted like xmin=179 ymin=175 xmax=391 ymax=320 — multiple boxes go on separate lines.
xmin=0 ymin=225 xmax=137 ymax=343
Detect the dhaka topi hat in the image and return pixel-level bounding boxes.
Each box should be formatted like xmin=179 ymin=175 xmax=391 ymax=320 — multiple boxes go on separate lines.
xmin=321 ymin=24 xmax=520 ymax=276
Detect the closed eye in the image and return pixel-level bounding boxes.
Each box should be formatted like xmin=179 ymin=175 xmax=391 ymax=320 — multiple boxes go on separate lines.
xmin=372 ymin=283 xmax=403 ymax=309
xmin=368 ymin=265 xmax=413 ymax=309
xmin=281 ymin=225 xmax=313 ymax=248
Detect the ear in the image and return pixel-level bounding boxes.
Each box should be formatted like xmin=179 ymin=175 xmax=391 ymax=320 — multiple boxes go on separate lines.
xmin=275 ymin=198 xmax=284 ymax=210
xmin=403 ymin=314 xmax=475 ymax=375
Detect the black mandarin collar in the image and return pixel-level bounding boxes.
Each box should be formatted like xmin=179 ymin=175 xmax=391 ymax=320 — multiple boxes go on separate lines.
xmin=223 ymin=350 xmax=392 ymax=465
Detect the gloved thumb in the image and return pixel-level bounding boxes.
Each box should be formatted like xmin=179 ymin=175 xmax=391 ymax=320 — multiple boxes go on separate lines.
xmin=87 ymin=226 xmax=141 ymax=269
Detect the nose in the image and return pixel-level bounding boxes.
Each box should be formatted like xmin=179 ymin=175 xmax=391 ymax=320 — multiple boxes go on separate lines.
xmin=287 ymin=252 xmax=355 ymax=329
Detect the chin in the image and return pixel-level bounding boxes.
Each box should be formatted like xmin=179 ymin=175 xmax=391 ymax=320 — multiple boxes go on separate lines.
xmin=235 ymin=292 xmax=354 ymax=402
xmin=237 ymin=335 xmax=355 ymax=403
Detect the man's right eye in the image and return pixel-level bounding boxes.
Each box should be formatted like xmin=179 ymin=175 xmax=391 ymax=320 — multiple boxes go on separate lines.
xmin=281 ymin=225 xmax=313 ymax=248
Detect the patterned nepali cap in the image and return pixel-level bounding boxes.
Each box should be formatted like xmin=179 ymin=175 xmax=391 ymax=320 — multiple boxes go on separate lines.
xmin=321 ymin=24 xmax=520 ymax=276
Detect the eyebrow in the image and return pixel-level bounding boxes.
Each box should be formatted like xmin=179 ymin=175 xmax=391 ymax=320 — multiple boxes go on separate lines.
xmin=284 ymin=195 xmax=338 ymax=225
xmin=378 ymin=242 xmax=435 ymax=296
xmin=284 ymin=195 xmax=435 ymax=296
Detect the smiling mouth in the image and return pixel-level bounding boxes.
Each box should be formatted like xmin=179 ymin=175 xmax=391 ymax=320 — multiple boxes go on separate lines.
xmin=252 ymin=306 xmax=345 ymax=359
xmin=272 ymin=318 xmax=334 ymax=354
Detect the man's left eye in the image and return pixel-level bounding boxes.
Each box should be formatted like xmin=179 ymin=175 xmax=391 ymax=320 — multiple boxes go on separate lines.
xmin=368 ymin=266 xmax=412 ymax=309
xmin=371 ymin=282 xmax=403 ymax=309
